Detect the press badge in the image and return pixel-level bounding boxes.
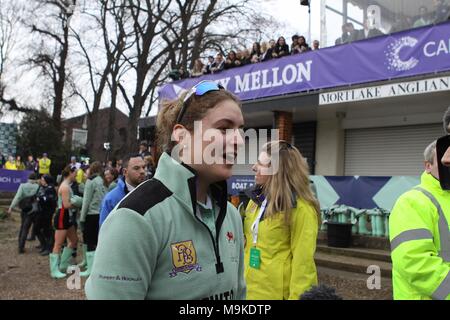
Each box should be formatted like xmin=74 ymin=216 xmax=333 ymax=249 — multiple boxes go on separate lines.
xmin=249 ymin=247 xmax=261 ymax=269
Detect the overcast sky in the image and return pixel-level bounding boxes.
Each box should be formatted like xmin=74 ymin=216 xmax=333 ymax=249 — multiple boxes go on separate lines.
xmin=261 ymin=0 xmax=321 ymax=44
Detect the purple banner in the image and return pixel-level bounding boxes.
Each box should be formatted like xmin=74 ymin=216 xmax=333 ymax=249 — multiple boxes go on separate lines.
xmin=0 ymin=169 xmax=33 ymax=192
xmin=227 ymin=175 xmax=255 ymax=196
xmin=160 ymin=22 xmax=450 ymax=102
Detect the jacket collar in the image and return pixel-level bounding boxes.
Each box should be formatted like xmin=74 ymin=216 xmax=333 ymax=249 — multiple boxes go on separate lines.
xmin=245 ymin=185 xmax=265 ymax=206
xmin=117 ymin=176 xmax=128 ymax=194
xmin=421 ymin=171 xmax=450 ymax=196
xmin=244 ymin=184 xmax=298 ymax=208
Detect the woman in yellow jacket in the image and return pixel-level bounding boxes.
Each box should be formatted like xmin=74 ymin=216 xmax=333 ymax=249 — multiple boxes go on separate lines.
xmin=5 ymin=156 xmax=17 ymax=170
xmin=243 ymin=140 xmax=320 ymax=300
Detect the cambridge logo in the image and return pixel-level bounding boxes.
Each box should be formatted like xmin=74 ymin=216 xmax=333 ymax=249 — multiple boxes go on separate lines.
xmin=385 ymin=36 xmax=419 ymax=72
xmin=169 ymin=240 xmax=202 ymax=278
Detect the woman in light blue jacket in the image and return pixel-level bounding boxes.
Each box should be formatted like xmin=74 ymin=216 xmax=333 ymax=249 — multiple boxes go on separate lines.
xmin=79 ymin=161 xmax=109 ymax=277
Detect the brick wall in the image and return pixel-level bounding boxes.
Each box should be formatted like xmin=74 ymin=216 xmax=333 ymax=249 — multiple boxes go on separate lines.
xmin=62 ymin=108 xmax=129 ymax=162
xmin=274 ymin=111 xmax=293 ymax=142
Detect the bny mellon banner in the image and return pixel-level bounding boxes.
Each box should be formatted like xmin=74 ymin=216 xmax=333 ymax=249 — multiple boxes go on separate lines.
xmin=160 ymin=22 xmax=450 ymax=102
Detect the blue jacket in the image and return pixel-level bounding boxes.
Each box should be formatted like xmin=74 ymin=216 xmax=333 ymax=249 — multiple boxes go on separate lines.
xmin=99 ymin=177 xmax=128 ymax=227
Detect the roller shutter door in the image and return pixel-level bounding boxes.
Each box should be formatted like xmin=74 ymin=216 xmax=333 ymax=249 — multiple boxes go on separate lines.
xmin=293 ymin=122 xmax=317 ymax=174
xmin=344 ymin=124 xmax=443 ymax=176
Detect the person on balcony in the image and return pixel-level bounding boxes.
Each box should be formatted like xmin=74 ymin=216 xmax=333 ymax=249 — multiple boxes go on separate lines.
xmin=224 ymin=51 xmax=240 ymax=69
xmin=190 ymin=58 xmax=205 ymax=77
xmin=413 ymin=6 xmax=432 ymax=28
xmin=250 ymin=42 xmax=262 ymax=63
xmin=434 ymin=0 xmax=450 ymax=24
xmin=298 ymin=36 xmax=311 ymax=53
xmin=262 ymin=39 xmax=276 ymax=61
xmin=312 ymin=40 xmax=320 ymax=51
xmin=335 ymin=23 xmax=359 ymax=45
xmin=203 ymin=55 xmax=215 ymax=75
xmin=274 ymin=36 xmax=290 ymax=58
xmin=291 ymin=35 xmax=300 ymax=54
xmin=210 ymin=53 xmax=225 ymax=74
xmin=356 ymin=20 xmax=384 ymax=40
xmin=237 ymin=49 xmax=250 ymax=66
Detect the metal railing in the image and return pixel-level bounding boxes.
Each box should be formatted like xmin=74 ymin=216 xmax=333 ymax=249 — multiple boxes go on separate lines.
xmin=321 ymin=205 xmax=390 ymax=238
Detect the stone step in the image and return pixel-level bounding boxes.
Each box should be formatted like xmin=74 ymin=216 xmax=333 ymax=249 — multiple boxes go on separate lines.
xmin=0 ymin=199 xmax=13 ymax=206
xmin=316 ymin=244 xmax=391 ymax=263
xmin=0 ymin=192 xmax=16 ymax=198
xmin=315 ymin=251 xmax=392 ymax=278
xmin=318 ymin=231 xmax=390 ymax=250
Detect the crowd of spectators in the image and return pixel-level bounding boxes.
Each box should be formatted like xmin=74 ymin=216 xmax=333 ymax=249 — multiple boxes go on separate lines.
xmin=169 ymin=0 xmax=450 ymax=82
xmin=337 ymin=0 xmax=450 ymax=44
xmin=0 ymin=152 xmax=51 ymax=175
xmin=169 ymin=34 xmax=320 ymax=81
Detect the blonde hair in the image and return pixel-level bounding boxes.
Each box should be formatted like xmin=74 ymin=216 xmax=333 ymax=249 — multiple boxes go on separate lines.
xmin=261 ymin=42 xmax=268 ymax=53
xmin=144 ymin=155 xmax=155 ymax=167
xmin=258 ymin=140 xmax=320 ymax=226
xmin=156 ymin=89 xmax=241 ymax=153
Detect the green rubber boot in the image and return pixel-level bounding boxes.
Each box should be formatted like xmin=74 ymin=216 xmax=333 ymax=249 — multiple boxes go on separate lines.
xmin=59 ymin=247 xmax=74 ymax=273
xmin=77 ymin=244 xmax=87 ymax=268
xmin=49 ymin=253 xmax=66 ymax=279
xmin=80 ymin=251 xmax=95 ymax=277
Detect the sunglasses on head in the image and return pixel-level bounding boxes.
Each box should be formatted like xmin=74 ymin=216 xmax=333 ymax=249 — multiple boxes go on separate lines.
xmin=176 ymin=80 xmax=224 ymax=124
xmin=279 ymin=140 xmax=294 ymax=150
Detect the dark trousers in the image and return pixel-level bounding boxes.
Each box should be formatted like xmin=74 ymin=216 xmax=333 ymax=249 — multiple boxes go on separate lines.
xmin=29 ymin=219 xmax=37 ymax=240
xmin=18 ymin=211 xmax=37 ymax=250
xmin=35 ymin=210 xmax=54 ymax=251
xmin=83 ymin=214 xmax=99 ymax=251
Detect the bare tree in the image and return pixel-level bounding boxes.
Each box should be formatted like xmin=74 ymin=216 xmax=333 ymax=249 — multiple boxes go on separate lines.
xmin=138 ymin=0 xmax=278 ymax=121
xmin=26 ymin=0 xmax=76 ymax=130
xmin=0 ymin=1 xmax=32 ymax=113
xmin=114 ymin=0 xmax=277 ymax=153
xmin=164 ymin=0 xmax=278 ymax=71
xmin=115 ymin=0 xmax=174 ymax=153
xmin=70 ymin=0 xmax=132 ymax=156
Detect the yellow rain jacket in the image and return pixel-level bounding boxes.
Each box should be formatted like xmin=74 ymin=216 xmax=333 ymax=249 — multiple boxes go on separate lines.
xmin=39 ymin=158 xmax=51 ymax=175
xmin=243 ymin=194 xmax=319 ymax=300
xmin=76 ymin=169 xmax=86 ymax=185
xmin=390 ymin=172 xmax=450 ymax=300
xmin=5 ymin=161 xmax=17 ymax=170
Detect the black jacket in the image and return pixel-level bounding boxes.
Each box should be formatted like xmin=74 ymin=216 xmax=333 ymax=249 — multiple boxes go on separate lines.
xmin=275 ymin=44 xmax=290 ymax=57
xmin=38 ymin=185 xmax=57 ymax=214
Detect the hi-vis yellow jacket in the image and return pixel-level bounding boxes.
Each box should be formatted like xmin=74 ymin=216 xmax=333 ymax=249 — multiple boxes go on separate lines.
xmin=390 ymin=172 xmax=450 ymax=300
xmin=243 ymin=194 xmax=319 ymax=300
xmin=39 ymin=158 xmax=51 ymax=175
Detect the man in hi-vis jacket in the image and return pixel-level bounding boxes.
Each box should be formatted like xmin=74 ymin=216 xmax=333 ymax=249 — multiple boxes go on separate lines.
xmin=390 ymin=140 xmax=450 ymax=300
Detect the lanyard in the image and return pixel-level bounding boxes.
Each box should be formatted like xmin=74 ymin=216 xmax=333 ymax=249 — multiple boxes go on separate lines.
xmin=251 ymin=199 xmax=267 ymax=246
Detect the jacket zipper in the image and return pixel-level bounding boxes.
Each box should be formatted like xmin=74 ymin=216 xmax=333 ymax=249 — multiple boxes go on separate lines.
xmin=193 ymin=213 xmax=224 ymax=274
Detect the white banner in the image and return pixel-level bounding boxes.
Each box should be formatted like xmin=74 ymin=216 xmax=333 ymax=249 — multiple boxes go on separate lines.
xmin=319 ymin=76 xmax=450 ymax=105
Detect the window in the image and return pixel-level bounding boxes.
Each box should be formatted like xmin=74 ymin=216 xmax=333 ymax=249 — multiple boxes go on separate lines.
xmin=72 ymin=128 xmax=88 ymax=149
